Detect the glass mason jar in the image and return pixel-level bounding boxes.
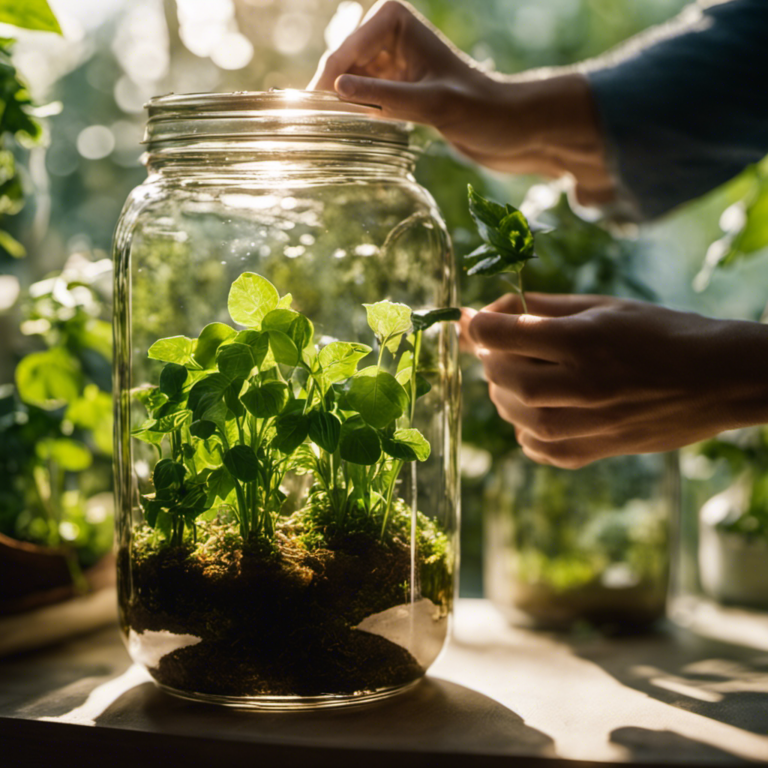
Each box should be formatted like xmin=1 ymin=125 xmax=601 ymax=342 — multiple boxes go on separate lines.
xmin=670 ymin=428 xmax=768 ymax=650
xmin=484 ymin=451 xmax=678 ymax=630
xmin=113 ymin=91 xmax=460 ymax=708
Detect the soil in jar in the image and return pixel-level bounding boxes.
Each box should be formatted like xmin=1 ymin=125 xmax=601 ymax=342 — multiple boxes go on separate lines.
xmin=121 ymin=497 xmax=452 ymax=698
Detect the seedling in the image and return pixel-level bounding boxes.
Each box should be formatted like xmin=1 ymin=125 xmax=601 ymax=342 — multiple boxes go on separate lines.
xmin=464 ymin=185 xmax=550 ymax=312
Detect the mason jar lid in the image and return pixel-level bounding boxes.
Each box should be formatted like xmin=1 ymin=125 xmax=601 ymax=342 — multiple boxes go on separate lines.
xmin=143 ymin=89 xmax=412 ymax=150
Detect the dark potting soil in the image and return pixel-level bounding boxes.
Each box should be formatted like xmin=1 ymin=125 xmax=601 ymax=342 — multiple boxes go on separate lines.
xmin=122 ymin=526 xmax=425 ymax=697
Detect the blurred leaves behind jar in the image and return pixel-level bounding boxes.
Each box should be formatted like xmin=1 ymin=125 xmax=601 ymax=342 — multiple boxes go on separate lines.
xmin=1 ymin=255 xmax=114 ymax=576
xmin=0 ymin=0 xmax=62 ymax=260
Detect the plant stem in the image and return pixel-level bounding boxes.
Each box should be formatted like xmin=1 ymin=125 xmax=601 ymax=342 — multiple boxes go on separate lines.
xmin=380 ymin=459 xmax=404 ymax=541
xmin=409 ymin=330 xmax=422 ymax=426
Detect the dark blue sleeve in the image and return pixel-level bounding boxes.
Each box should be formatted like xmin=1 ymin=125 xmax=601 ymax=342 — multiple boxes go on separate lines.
xmin=586 ymin=0 xmax=768 ymax=220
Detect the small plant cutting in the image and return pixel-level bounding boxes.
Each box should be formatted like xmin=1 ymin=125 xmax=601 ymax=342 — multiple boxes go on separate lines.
xmin=464 ymin=184 xmax=548 ymax=312
xmin=124 ymin=272 xmax=458 ymax=699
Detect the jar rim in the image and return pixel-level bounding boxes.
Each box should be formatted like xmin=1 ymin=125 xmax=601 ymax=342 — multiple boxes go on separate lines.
xmin=144 ymin=89 xmax=412 ymax=150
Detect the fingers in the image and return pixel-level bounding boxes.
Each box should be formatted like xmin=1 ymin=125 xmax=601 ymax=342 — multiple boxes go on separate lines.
xmin=309 ymin=1 xmax=400 ymax=91
xmin=469 ymin=310 xmax=571 ymax=362
xmin=334 ymin=75 xmax=446 ymax=122
xmin=483 ymin=292 xmax=616 ymax=317
xmin=459 ymin=308 xmax=479 ymax=355
xmin=487 ymin=383 xmax=614 ymax=441
xmin=479 ymin=352 xmax=578 ymax=406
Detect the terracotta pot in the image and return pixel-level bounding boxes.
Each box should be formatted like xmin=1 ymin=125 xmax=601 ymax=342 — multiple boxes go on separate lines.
xmin=0 ymin=532 xmax=115 ymax=617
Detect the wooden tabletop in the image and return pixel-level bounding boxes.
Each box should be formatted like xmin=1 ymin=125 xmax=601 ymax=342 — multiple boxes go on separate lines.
xmin=2 ymin=599 xmax=767 ymax=767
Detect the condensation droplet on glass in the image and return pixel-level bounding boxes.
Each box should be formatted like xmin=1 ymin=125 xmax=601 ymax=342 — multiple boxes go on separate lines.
xmin=284 ymin=245 xmax=305 ymax=259
xmin=281 ymin=197 xmax=297 ymax=210
xmin=259 ymin=245 xmax=271 ymax=257
xmin=299 ymin=233 xmax=315 ymax=246
xmin=333 ymin=249 xmax=346 ymax=259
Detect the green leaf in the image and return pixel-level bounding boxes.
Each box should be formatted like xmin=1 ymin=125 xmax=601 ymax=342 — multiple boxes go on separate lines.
xmin=308 ymin=410 xmax=341 ymax=453
xmin=153 ymin=459 xmax=186 ymax=491
xmin=190 ymin=420 xmax=217 ymax=439
xmin=241 ymin=380 xmax=289 ymax=418
xmin=277 ymin=293 xmax=293 ymax=309
xmin=346 ymin=366 xmax=408 ymax=429
xmin=223 ymin=444 xmax=260 ymax=482
xmin=193 ymin=323 xmax=237 ymax=369
xmin=148 ymin=336 xmax=196 ymax=366
xmin=412 ymin=307 xmax=461 ymax=332
xmin=272 ymin=412 xmax=309 ymax=454
xmin=36 ymin=437 xmax=92 ymax=471
xmin=0 ymin=0 xmax=62 ymax=34
xmin=262 ymin=308 xmax=298 ymax=335
xmin=339 ymin=416 xmax=381 ymax=465
xmin=216 ymin=342 xmax=254 ymax=380
xmin=159 ymin=363 xmax=188 ymax=397
xmin=132 ymin=424 xmax=165 ymax=447
xmin=155 ymin=510 xmax=173 ymax=541
xmin=267 ymin=330 xmax=300 ymax=367
xmin=0 ymin=229 xmax=25 ymax=258
xmin=15 ymin=347 xmax=81 ymax=409
xmin=234 ymin=330 xmax=270 ymax=369
xmin=364 ymin=300 xmax=412 ymax=354
xmin=415 ymin=374 xmax=432 ymax=400
xmin=134 ymin=386 xmax=167 ymax=416
xmin=381 ymin=428 xmax=431 ymax=462
xmin=205 ymin=466 xmax=235 ymax=507
xmin=228 ymin=272 xmax=279 ymax=328
xmin=148 ymin=409 xmax=192 ymax=433
xmin=465 ymin=185 xmax=537 ymax=276
xmin=187 ymin=373 xmax=229 ymax=424
xmin=317 ymin=341 xmax=372 ymax=393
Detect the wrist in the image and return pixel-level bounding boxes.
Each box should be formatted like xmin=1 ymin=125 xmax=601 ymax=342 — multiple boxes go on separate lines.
xmin=512 ymin=73 xmax=616 ymax=206
xmin=712 ymin=318 xmax=768 ymax=431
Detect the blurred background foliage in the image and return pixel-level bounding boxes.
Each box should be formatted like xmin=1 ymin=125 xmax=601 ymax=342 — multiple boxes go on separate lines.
xmin=2 ymin=0 xmax=767 ymax=593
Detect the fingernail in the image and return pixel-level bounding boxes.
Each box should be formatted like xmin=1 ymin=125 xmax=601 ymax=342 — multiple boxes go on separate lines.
xmin=336 ymin=75 xmax=356 ymax=98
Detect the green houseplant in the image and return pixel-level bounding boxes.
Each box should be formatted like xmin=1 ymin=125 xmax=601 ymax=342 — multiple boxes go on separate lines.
xmin=122 ymin=271 xmax=457 ymax=702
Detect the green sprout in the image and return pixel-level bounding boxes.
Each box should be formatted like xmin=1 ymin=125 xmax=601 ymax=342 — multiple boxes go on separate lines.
xmin=464 ymin=184 xmax=551 ymax=313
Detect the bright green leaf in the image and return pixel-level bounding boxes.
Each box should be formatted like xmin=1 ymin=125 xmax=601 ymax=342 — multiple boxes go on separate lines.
xmin=148 ymin=335 xmax=196 ymax=366
xmin=364 ymin=300 xmax=412 ymax=354
xmin=15 ymin=347 xmax=81 ymax=409
xmin=36 ymin=437 xmax=92 ymax=471
xmin=317 ymin=341 xmax=371 ymax=392
xmin=381 ymin=428 xmax=431 ymax=462
xmin=0 ymin=0 xmax=62 ymax=34
xmin=228 ymin=272 xmax=279 ymax=328
xmin=193 ymin=323 xmax=237 ymax=368
xmin=346 ymin=366 xmax=408 ymax=429
xmin=267 ymin=330 xmax=299 ymax=367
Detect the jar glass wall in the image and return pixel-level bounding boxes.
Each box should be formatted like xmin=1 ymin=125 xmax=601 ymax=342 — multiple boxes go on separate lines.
xmin=113 ymin=92 xmax=459 ymax=708
xmin=485 ymin=451 xmax=677 ymax=630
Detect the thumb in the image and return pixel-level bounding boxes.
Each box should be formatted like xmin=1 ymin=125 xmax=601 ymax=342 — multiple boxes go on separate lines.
xmin=335 ymin=74 xmax=443 ymax=124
